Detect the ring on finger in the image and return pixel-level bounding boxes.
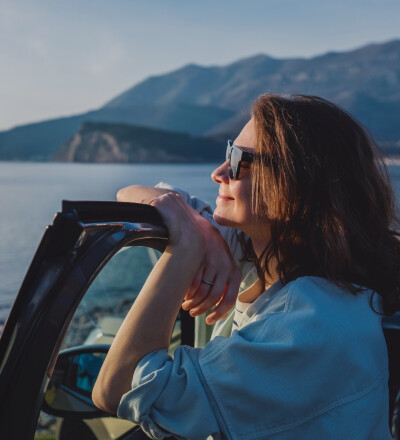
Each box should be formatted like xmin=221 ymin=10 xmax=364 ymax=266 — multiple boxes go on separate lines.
xmin=201 ymin=279 xmax=214 ymax=287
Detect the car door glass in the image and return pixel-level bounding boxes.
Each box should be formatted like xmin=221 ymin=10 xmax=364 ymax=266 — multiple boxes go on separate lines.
xmin=36 ymin=245 xmax=182 ymax=440
xmin=62 ymin=245 xmax=165 ymax=349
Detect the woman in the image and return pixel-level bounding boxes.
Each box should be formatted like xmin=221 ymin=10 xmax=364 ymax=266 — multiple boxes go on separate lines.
xmin=92 ymin=94 xmax=400 ymax=439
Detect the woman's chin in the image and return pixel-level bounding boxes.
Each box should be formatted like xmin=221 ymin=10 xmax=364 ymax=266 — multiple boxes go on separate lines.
xmin=213 ymin=213 xmax=237 ymax=228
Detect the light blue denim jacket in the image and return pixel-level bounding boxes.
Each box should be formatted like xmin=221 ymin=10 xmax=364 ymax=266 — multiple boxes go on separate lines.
xmin=117 ymin=185 xmax=391 ymax=440
xmin=118 ymin=276 xmax=390 ymax=439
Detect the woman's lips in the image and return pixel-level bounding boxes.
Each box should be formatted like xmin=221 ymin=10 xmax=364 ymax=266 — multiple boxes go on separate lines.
xmin=217 ymin=195 xmax=234 ymax=203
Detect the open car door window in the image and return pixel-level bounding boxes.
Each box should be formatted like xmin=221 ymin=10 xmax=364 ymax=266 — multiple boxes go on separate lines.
xmin=0 ymin=201 xmax=194 ymax=440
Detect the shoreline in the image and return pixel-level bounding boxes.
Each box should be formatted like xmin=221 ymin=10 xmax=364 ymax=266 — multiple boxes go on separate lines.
xmin=384 ymin=156 xmax=400 ymax=166
xmin=0 ymin=156 xmax=399 ymax=166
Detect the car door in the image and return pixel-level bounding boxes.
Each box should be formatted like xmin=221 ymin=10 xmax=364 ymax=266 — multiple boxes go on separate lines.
xmin=0 ymin=200 xmax=194 ymax=440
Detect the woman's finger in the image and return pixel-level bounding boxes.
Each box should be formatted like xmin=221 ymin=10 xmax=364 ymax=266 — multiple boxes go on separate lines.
xmin=182 ymin=269 xmax=216 ymax=312
xmin=184 ymin=267 xmax=203 ymax=301
xmin=187 ymin=274 xmax=228 ymax=316
xmin=141 ymin=196 xmax=157 ymax=205
xmin=149 ymin=193 xmax=205 ymax=252
xmin=205 ymin=274 xmax=242 ymax=324
xmin=183 ymin=244 xmax=241 ymax=316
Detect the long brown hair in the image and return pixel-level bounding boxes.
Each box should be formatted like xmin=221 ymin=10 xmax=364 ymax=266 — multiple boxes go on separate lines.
xmin=248 ymin=94 xmax=400 ymax=315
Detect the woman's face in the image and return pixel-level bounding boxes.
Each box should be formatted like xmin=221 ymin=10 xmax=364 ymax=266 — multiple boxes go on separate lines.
xmin=211 ymin=119 xmax=262 ymax=236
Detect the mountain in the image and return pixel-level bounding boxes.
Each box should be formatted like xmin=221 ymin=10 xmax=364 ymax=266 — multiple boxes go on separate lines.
xmin=55 ymin=122 xmax=223 ymax=163
xmin=0 ymin=39 xmax=399 ymax=161
xmin=106 ymin=41 xmax=400 ymax=109
xmin=0 ymin=104 xmax=233 ymax=161
xmin=105 ymin=40 xmax=400 ymax=144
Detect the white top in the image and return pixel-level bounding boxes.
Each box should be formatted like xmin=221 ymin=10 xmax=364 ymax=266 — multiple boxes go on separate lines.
xmin=232 ymin=298 xmax=251 ymax=333
xmin=117 ymin=184 xmax=391 ymax=440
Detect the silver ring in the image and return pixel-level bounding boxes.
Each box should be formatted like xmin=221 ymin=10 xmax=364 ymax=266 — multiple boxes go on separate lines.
xmin=201 ymin=279 xmax=214 ymax=287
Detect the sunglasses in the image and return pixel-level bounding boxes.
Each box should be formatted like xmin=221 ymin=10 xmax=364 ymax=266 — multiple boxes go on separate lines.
xmin=226 ymin=140 xmax=255 ymax=180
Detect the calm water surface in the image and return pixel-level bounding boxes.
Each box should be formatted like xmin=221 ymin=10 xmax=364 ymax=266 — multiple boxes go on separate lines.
xmin=1 ymin=161 xmax=400 ymax=324
xmin=0 ymin=162 xmax=220 ymax=324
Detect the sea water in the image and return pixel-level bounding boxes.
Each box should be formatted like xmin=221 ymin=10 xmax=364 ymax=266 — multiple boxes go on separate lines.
xmin=0 ymin=162 xmax=219 ymax=325
xmin=0 ymin=161 xmax=399 ymax=326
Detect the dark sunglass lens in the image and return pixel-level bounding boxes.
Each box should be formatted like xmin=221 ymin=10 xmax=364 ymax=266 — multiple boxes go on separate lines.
xmin=228 ymin=164 xmax=234 ymax=180
xmin=226 ymin=141 xmax=233 ymax=162
xmin=230 ymin=146 xmax=243 ymax=180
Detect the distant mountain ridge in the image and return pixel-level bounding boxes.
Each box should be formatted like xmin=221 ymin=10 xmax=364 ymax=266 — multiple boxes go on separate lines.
xmin=55 ymin=122 xmax=223 ymax=163
xmin=0 ymin=104 xmax=232 ymax=161
xmin=0 ymin=39 xmax=399 ymax=161
xmin=106 ymin=40 xmax=400 ymax=110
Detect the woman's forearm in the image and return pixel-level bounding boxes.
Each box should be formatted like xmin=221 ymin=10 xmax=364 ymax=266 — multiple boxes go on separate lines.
xmin=92 ymin=243 xmax=204 ymax=414
xmin=117 ymin=185 xmax=242 ymax=324
xmin=117 ymin=185 xmax=178 ymax=203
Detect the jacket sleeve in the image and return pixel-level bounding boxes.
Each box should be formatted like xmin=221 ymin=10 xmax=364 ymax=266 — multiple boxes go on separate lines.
xmin=117 ymin=347 xmax=221 ymax=440
xmin=116 ymin=313 xmax=286 ymax=440
xmin=116 ymin=295 xmax=285 ymax=440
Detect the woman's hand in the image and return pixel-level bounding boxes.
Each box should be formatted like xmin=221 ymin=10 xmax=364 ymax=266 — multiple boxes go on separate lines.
xmin=145 ymin=193 xmax=242 ymax=325
xmin=93 ymin=187 xmax=241 ymax=414
xmin=147 ymin=192 xmax=205 ymax=254
xmin=181 ymin=214 xmax=242 ymax=325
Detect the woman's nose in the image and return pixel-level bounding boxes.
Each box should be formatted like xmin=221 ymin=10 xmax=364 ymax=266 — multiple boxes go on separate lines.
xmin=211 ymin=160 xmax=230 ymax=184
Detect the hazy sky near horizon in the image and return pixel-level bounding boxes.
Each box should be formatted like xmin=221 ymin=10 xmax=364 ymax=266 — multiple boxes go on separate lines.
xmin=0 ymin=0 xmax=399 ymax=131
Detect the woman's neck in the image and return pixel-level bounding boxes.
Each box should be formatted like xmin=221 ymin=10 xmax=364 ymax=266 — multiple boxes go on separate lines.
xmin=250 ymin=236 xmax=280 ymax=291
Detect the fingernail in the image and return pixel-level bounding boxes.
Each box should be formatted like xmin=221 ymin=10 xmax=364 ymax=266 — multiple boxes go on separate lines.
xmin=182 ymin=301 xmax=189 ymax=310
xmin=189 ymin=310 xmax=197 ymax=317
xmin=206 ymin=314 xmax=216 ymax=325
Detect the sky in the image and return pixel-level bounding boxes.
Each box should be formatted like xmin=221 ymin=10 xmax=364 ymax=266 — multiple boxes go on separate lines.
xmin=0 ymin=0 xmax=399 ymax=131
